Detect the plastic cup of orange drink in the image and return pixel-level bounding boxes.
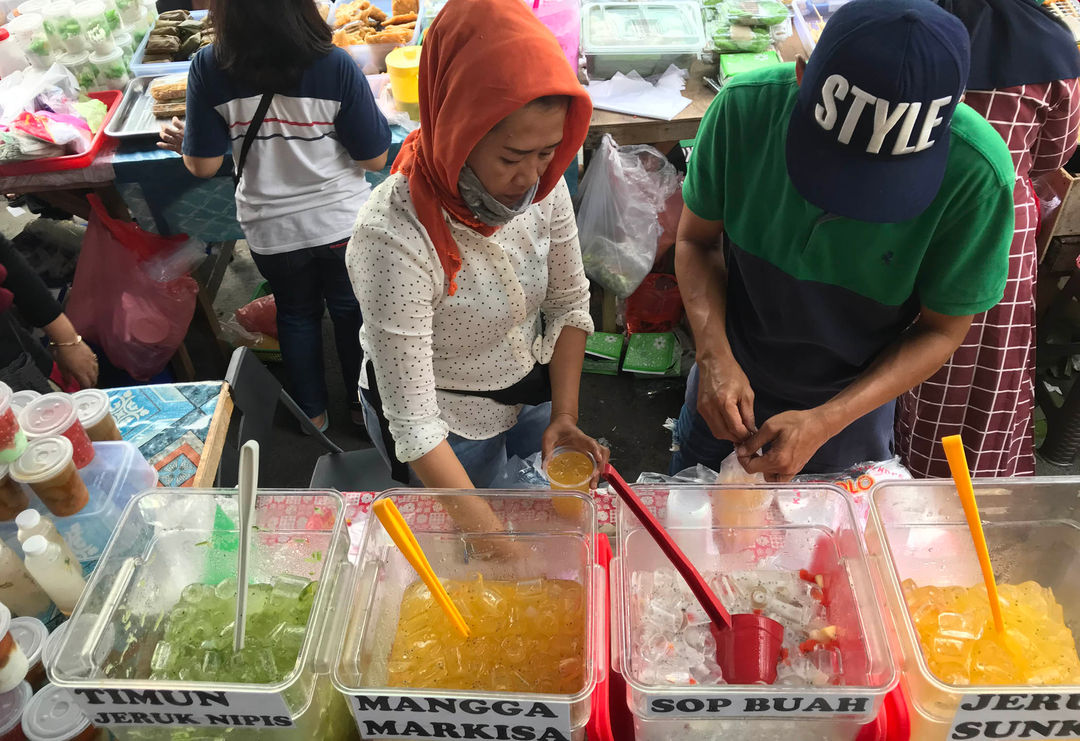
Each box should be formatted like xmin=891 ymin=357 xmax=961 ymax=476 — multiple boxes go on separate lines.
xmin=544 ymin=447 xmax=596 ymax=518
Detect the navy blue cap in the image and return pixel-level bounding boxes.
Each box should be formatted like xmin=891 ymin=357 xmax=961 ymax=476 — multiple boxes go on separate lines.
xmin=785 ymin=0 xmax=971 ymax=223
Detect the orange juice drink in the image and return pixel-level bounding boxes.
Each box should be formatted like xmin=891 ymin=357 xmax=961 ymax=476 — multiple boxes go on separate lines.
xmin=544 ymin=447 xmax=596 ymax=518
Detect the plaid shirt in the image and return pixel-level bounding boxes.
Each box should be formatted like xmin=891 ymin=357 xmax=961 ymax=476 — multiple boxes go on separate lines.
xmin=897 ymin=79 xmax=1080 ymax=477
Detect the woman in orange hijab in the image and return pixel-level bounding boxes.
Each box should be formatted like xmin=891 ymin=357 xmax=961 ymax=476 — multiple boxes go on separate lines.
xmin=346 ymin=0 xmax=608 ymax=490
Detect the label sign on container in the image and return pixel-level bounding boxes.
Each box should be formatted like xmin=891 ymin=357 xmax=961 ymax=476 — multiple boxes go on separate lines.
xmin=644 ymin=692 xmax=878 ymax=719
xmin=69 ymin=687 xmax=295 ymax=728
xmin=348 ymin=694 xmax=573 ymax=740
xmin=948 ymin=693 xmax=1080 ymax=740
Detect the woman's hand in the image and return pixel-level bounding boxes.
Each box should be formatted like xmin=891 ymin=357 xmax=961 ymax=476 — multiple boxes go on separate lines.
xmin=52 ymin=341 xmax=98 ymax=389
xmin=157 ymin=117 xmax=185 ymax=154
xmin=541 ymin=412 xmax=610 ymax=488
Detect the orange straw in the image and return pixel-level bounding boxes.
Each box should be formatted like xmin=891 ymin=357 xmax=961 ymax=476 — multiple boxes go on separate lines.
xmin=941 ymin=435 xmax=1005 ymax=634
xmin=372 ymin=499 xmax=471 ymax=638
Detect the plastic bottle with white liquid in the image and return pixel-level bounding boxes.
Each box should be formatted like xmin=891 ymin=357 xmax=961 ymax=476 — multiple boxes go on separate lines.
xmin=16 ymin=510 xmax=79 ymax=568
xmin=0 ymin=541 xmax=50 ymax=617
xmin=21 ymin=536 xmax=84 ymax=615
xmin=665 ymin=488 xmax=717 ymax=562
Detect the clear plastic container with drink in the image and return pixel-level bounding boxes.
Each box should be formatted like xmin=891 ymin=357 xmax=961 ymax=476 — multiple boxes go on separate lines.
xmin=333 ymin=489 xmax=602 ymax=740
xmin=0 ymin=682 xmax=30 ymax=741
xmin=0 ymin=603 xmax=29 ymax=693
xmin=10 ymin=617 xmax=46 ymax=691
xmin=88 ymin=45 xmax=126 ymax=89
xmin=612 ymin=483 xmax=897 ymax=740
xmin=16 ymin=510 xmax=79 ymax=570
xmin=0 ymin=383 xmax=27 ymax=465
xmin=47 ymin=487 xmax=354 ymax=739
xmin=0 ymin=540 xmax=50 ymax=617
xmin=544 ymin=446 xmax=597 ymax=519
xmin=71 ymin=391 xmax=120 ymax=444
xmin=10 ymin=438 xmax=88 ymax=518
xmin=0 ymin=465 xmax=28 ymax=522
xmin=19 ymin=395 xmax=93 ymax=471
xmin=22 ymin=683 xmax=106 ymax=741
xmin=866 ymin=478 xmax=1080 ymax=740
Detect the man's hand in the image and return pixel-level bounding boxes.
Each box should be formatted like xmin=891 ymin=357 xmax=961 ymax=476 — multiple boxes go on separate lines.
xmin=697 ymin=356 xmax=756 ymax=443
xmin=736 ymin=409 xmax=831 ymax=482
xmin=157 ymin=117 xmax=185 ymax=154
xmin=542 ymin=413 xmax=610 ymax=489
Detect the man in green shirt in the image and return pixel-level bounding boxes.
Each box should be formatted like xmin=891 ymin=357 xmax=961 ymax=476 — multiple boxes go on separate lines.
xmin=672 ymin=0 xmax=1015 ymax=480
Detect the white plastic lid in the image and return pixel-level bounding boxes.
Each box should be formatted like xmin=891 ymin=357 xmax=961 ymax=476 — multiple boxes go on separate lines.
xmin=0 ymin=601 xmax=11 ymax=636
xmin=0 ymin=682 xmax=31 ymax=737
xmin=19 ymin=394 xmax=78 ymax=439
xmin=10 ymin=617 xmax=46 ymax=666
xmin=56 ymin=50 xmax=88 ymax=65
xmin=15 ymin=508 xmax=41 ymax=532
xmin=40 ymin=623 xmax=66 ymax=669
xmin=6 ymin=11 xmax=41 ymax=32
xmin=22 ymin=535 xmax=48 ymax=558
xmin=87 ymin=45 xmax=120 ymax=64
xmin=72 ymin=0 xmax=104 ymax=17
xmin=10 ymin=437 xmax=74 ymax=485
xmin=16 ymin=0 xmax=47 ymax=14
xmin=10 ymin=390 xmax=41 ymax=416
xmin=0 ymin=381 xmax=12 ymax=415
xmin=21 ymin=684 xmax=91 ymax=741
xmin=71 ymin=390 xmax=109 ymax=429
xmin=42 ymin=0 xmax=74 ymax=18
xmin=113 ymin=29 xmax=130 ymax=45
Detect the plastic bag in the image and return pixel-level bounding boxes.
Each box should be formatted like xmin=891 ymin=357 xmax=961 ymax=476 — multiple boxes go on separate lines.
xmin=576 ymin=134 xmax=682 ymax=297
xmin=0 ymin=63 xmax=80 ymax=125
xmin=725 ymin=0 xmax=789 ymax=26
xmin=792 ymin=457 xmax=911 ymax=529
xmin=626 ymin=273 xmax=683 ymax=334
xmin=235 ymin=294 xmax=278 ymax=339
xmin=65 ymin=195 xmax=199 ymax=381
xmin=712 ymin=22 xmax=772 ymax=52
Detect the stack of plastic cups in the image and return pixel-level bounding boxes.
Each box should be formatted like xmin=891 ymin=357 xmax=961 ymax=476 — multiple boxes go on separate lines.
xmin=0 ymin=383 xmax=27 ymax=465
xmin=71 ymin=0 xmax=113 ymax=54
xmin=6 ymin=12 xmax=51 ymax=68
xmin=88 ymin=45 xmax=127 ymax=89
xmin=10 ymin=438 xmax=89 ymax=518
xmin=19 ymin=394 xmax=94 ymax=470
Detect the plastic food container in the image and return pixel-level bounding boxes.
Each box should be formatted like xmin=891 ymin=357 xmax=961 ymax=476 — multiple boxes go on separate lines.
xmin=334 ymin=489 xmax=602 ymax=741
xmin=47 ymin=488 xmax=354 ymax=739
xmin=88 ymin=46 xmax=127 ymax=89
xmin=71 ymin=392 xmax=120 ymax=444
xmin=0 ymin=682 xmax=30 ymax=741
xmin=111 ymin=28 xmax=131 ymax=63
xmin=792 ymin=0 xmax=848 ymax=54
xmin=19 ymin=395 xmax=93 ymax=470
xmin=112 ymin=0 xmax=139 ymax=26
xmin=10 ymin=438 xmax=87 ymax=518
xmin=0 ymin=603 xmax=29 ymax=693
xmin=71 ymin=0 xmax=112 ymax=54
xmin=41 ymin=0 xmax=81 ymax=53
xmin=866 ymin=478 xmax=1080 ymax=740
xmin=21 ymin=684 xmax=103 ymax=741
xmin=0 ymin=383 xmax=27 ymax=465
xmin=612 ymin=484 xmax=897 ymax=741
xmin=0 ymin=441 xmax=157 ymax=563
xmin=385 ymin=45 xmax=420 ymax=120
xmin=57 ymin=50 xmax=96 ymax=90
xmin=99 ymin=0 xmax=119 ymax=32
xmin=582 ymin=1 xmax=705 ymax=78
xmin=10 ymin=617 xmax=47 ymax=691
xmin=7 ymin=12 xmax=51 ymax=67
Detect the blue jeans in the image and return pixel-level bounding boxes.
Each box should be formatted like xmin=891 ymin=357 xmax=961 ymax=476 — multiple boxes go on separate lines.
xmin=670 ymin=364 xmax=894 ymax=475
xmin=361 ymin=393 xmax=551 ymax=487
xmin=249 ymin=241 xmax=361 ymax=418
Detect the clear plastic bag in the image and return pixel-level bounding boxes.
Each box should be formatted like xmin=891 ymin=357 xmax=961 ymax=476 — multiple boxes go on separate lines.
xmin=576 ymin=134 xmax=682 ymax=298
xmin=65 ymin=195 xmax=199 ymax=380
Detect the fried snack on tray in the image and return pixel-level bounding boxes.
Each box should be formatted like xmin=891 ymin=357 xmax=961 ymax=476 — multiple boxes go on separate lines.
xmin=332 ymin=0 xmax=412 ymax=46
xmin=149 ymin=74 xmax=188 ymax=102
xmin=367 ymin=27 xmax=413 ymax=43
xmin=384 ymin=12 xmax=416 ymax=24
xmin=152 ymin=101 xmax=187 ymax=118
xmin=392 ymin=0 xmax=418 ymax=15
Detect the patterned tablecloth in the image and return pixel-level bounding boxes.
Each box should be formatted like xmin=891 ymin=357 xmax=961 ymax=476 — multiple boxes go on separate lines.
xmin=107 ymin=381 xmax=223 ymax=488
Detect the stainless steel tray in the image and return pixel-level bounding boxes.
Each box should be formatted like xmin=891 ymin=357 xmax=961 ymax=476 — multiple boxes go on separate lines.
xmin=105 ymin=76 xmax=172 ymax=139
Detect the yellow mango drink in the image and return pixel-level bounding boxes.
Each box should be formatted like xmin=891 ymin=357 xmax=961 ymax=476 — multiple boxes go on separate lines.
xmin=544 ymin=448 xmax=596 ymax=518
xmin=386 ymin=575 xmax=587 ymax=694
xmin=903 ymin=579 xmax=1080 ymax=685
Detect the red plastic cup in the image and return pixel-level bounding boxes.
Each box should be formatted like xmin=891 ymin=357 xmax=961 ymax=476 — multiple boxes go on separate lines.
xmin=711 ymin=613 xmax=785 ymax=684
xmin=18 ymin=394 xmax=94 ymax=469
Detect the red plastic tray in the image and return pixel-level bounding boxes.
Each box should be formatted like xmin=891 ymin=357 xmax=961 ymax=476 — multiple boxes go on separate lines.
xmin=587 ymin=534 xmax=615 ymax=741
xmin=0 ymin=90 xmax=122 ymax=177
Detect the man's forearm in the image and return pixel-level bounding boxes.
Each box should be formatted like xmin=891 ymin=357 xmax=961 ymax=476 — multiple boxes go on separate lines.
xmin=817 ymin=316 xmax=972 ymax=439
xmin=675 ymin=236 xmax=732 ymax=363
xmin=549 ymin=326 xmax=587 ymax=422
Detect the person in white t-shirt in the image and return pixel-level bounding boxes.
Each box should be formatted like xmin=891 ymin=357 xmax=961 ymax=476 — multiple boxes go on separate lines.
xmin=160 ymin=0 xmax=390 ymax=432
xmin=347 ymin=0 xmax=608 ymax=491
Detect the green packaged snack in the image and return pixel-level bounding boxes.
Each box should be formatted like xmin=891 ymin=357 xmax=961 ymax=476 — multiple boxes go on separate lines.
xmin=712 ymin=21 xmax=771 ymax=53
xmin=725 ymin=0 xmax=789 ymax=26
xmin=719 ymin=49 xmax=781 ymax=81
xmin=622 ymin=332 xmax=681 ymax=376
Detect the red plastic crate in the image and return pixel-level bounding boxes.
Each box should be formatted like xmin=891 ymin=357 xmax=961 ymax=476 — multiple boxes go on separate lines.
xmin=0 ymin=90 xmax=122 ymax=176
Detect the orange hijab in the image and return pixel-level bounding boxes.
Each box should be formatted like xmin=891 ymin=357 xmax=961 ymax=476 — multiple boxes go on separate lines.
xmin=391 ymin=0 xmax=592 ymax=295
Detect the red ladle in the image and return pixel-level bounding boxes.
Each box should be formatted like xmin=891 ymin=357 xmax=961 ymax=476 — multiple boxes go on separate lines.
xmin=603 ymin=463 xmax=784 ymax=684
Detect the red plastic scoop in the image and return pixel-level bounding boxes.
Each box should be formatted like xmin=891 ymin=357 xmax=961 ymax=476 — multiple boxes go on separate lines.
xmin=603 ymin=463 xmax=784 ymax=684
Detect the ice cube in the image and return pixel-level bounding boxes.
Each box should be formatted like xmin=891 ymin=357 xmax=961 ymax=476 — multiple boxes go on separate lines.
xmin=246 ymin=582 xmax=273 ymax=614
xmin=180 ymin=583 xmax=215 ymax=605
xmin=937 ymin=611 xmax=983 ymax=641
xmin=200 ymin=650 xmax=225 ymax=677
xmin=215 ymin=577 xmax=238 ymax=600
xmin=150 ymin=642 xmax=174 ymax=673
xmin=271 ymin=574 xmax=312 ymax=602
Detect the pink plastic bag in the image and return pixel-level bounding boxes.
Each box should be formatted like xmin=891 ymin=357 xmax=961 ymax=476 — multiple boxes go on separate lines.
xmin=66 ymin=195 xmax=199 ymax=380
xmin=235 ymin=295 xmax=278 ymax=339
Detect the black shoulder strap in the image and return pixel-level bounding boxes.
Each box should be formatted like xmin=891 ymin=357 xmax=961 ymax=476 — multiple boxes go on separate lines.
xmin=233 ymin=92 xmax=274 ymax=188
